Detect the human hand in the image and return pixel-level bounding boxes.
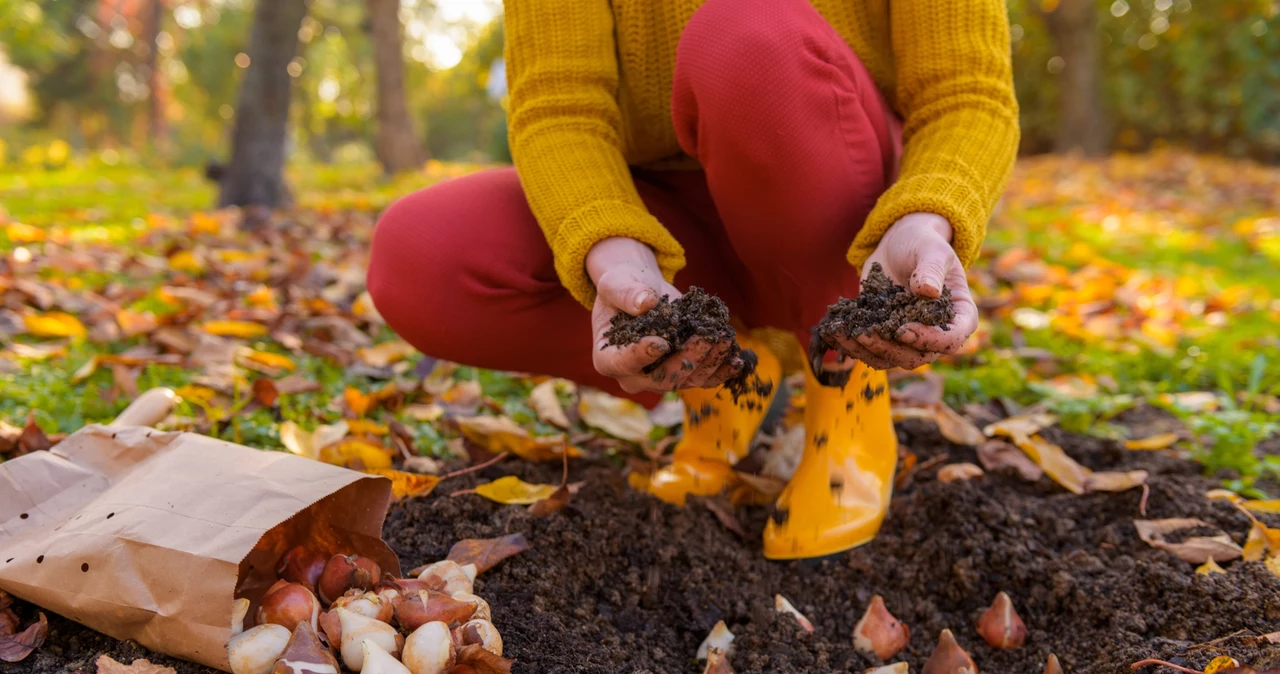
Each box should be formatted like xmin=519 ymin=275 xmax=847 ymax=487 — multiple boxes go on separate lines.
xmin=829 ymin=213 xmax=979 ymax=370
xmin=587 ymin=237 xmax=741 ymax=393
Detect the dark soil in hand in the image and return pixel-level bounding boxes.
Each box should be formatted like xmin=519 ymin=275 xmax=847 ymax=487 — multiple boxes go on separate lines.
xmin=604 ymin=287 xmax=762 ymax=398
xmin=7 ymin=406 xmax=1280 ymax=674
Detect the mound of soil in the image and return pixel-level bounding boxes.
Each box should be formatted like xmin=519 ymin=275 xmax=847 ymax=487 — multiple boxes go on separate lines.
xmin=6 ymin=407 xmax=1280 ymax=674
xmin=604 ymin=287 xmax=762 ymax=399
xmin=817 ymin=263 xmax=955 ymax=343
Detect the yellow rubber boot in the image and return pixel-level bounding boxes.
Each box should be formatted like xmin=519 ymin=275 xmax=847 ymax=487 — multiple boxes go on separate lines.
xmin=763 ymin=361 xmax=897 ymax=559
xmin=639 ymin=336 xmax=782 ymax=506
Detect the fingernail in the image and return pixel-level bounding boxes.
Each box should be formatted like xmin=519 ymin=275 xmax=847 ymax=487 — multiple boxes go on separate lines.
xmin=647 ymin=342 xmax=668 ymax=357
xmin=898 ymin=329 xmax=918 ymax=345
xmin=635 ymin=291 xmax=656 ymax=313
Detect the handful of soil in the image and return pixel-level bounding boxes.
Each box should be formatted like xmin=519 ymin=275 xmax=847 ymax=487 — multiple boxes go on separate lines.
xmin=603 ymin=287 xmax=760 ymax=397
xmin=810 ymin=262 xmax=955 ymax=383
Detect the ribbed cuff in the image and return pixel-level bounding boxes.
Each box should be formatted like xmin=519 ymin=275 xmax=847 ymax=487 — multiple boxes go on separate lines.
xmin=553 ymin=200 xmax=687 ymax=309
xmin=849 ymin=173 xmax=988 ymax=269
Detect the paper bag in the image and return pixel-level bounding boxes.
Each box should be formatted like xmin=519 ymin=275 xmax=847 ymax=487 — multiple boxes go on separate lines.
xmin=0 ymin=422 xmax=401 ymax=671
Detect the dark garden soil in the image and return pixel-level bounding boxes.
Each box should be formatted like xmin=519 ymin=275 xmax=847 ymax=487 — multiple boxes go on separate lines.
xmin=6 ymin=406 xmax=1280 ymax=674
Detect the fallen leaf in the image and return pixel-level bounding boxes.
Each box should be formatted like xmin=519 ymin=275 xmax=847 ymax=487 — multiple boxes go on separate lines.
xmin=1242 ymin=500 xmax=1280 ymax=515
xmin=984 ymin=413 xmax=1058 ymax=444
xmin=1124 ymin=432 xmax=1179 ymax=450
xmin=1204 ymin=656 xmax=1241 ymax=674
xmin=976 ymin=440 xmax=1044 ymax=481
xmin=7 ymin=343 xmax=66 ymax=360
xmin=347 ymin=419 xmax=389 ymax=436
xmin=1158 ymin=391 xmax=1220 ymax=412
xmin=279 ymin=420 xmax=349 ymax=460
xmin=446 ymin=533 xmax=531 ymax=574
xmin=357 ymin=340 xmax=417 ymax=368
xmin=364 ymin=468 xmax=440 ymax=500
xmin=1242 ymin=519 xmax=1280 ymax=562
xmin=1134 ymin=518 xmax=1243 ymax=564
xmin=18 ymin=413 xmax=51 ymax=453
xmin=318 ymin=438 xmax=395 ymax=470
xmin=403 ymin=403 xmax=444 ymax=422
xmin=456 ymin=643 xmax=515 ymax=674
xmin=23 ymin=312 xmax=86 ymax=338
xmin=71 ymin=355 xmax=101 ymax=383
xmin=455 ymin=415 xmax=578 ymax=462
xmin=528 ymin=484 xmax=572 ymax=516
xmin=701 ymin=498 xmax=746 ymax=538
xmin=1085 ymin=470 xmax=1148 ymax=493
xmin=111 ymin=363 xmax=140 ymax=399
xmin=891 ymin=406 xmax=937 ymax=422
xmin=734 ymin=472 xmax=786 ymax=500
xmin=892 ymin=371 xmax=944 ymax=407
xmin=473 ymin=475 xmax=560 ymax=505
xmin=251 ymin=378 xmax=279 ymax=407
xmin=933 ymin=403 xmax=985 ymax=446
xmin=441 ymin=380 xmax=483 ymax=408
xmin=530 ymin=379 xmax=572 ymax=429
xmin=274 ymin=374 xmax=322 ymax=395
xmin=344 ymin=386 xmax=376 ymax=417
xmin=200 ymin=320 xmax=267 ymax=338
xmin=1205 ymin=489 xmax=1242 ymax=503
xmin=1014 ymin=434 xmax=1090 ymax=494
xmin=1196 ymin=558 xmax=1227 ymax=576
xmin=96 ymin=654 xmax=178 ymax=674
xmin=237 ymin=349 xmax=296 ymax=374
xmin=0 ymin=612 xmax=46 ymax=663
xmin=578 ymin=390 xmax=654 ymax=443
xmin=648 ymin=398 xmax=685 ymax=427
xmin=937 ymin=463 xmax=984 ymax=483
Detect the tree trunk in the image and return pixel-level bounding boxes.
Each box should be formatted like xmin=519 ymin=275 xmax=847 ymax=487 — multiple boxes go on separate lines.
xmin=218 ymin=0 xmax=308 ymax=209
xmin=1043 ymin=0 xmax=1107 ymax=155
xmin=367 ymin=0 xmax=427 ymax=174
xmin=144 ymin=0 xmax=169 ymax=153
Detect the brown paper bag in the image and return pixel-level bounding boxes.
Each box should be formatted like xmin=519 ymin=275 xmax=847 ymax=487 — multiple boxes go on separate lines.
xmin=0 ymin=417 xmax=401 ymax=671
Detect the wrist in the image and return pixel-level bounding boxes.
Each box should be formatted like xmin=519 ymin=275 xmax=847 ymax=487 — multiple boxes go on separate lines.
xmin=586 ymin=237 xmax=660 ymax=286
xmin=892 ymin=212 xmax=953 ymax=243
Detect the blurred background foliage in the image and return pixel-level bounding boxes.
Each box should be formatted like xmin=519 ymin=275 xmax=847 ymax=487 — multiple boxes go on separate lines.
xmin=0 ymin=0 xmax=1277 ymax=168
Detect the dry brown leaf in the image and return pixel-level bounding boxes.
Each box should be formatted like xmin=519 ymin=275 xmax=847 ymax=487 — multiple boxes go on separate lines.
xmin=530 ymin=379 xmax=573 ymax=429
xmin=1124 ymin=432 xmax=1180 ymax=450
xmin=1134 ymin=518 xmax=1243 ymax=564
xmin=251 ymin=378 xmax=279 ymax=407
xmin=892 ymin=371 xmax=945 ymax=407
xmin=891 ymin=406 xmax=937 ymax=422
xmin=933 ymin=403 xmax=985 ymax=446
xmin=447 ymin=533 xmax=531 ymax=574
xmin=0 ymin=609 xmax=17 ymax=636
xmin=96 ymin=654 xmax=177 ymax=674
xmin=977 ymin=440 xmax=1044 ymax=481
xmin=1014 ymin=434 xmax=1090 ymax=494
xmin=937 ymin=463 xmax=984 ymax=483
xmin=578 ymin=390 xmax=654 ymax=443
xmin=529 ymin=484 xmax=572 ymax=516
xmin=18 ymin=413 xmax=51 ymax=453
xmin=1085 ymin=470 xmax=1148 ymax=492
xmin=0 ymin=612 xmax=46 ymax=663
xmin=984 ymin=412 xmax=1058 ymax=444
xmin=454 ymin=415 xmax=579 ymax=462
xmin=701 ymin=498 xmax=746 ymax=538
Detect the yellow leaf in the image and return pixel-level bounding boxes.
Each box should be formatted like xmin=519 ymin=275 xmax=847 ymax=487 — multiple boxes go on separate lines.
xmin=115 ymin=310 xmax=158 ymax=338
xmin=201 ymin=320 xmax=267 ymax=338
xmin=1267 ymin=555 xmax=1280 ymax=581
xmin=1204 ymin=656 xmax=1240 ymax=673
xmin=1205 ymin=489 xmax=1242 ymax=503
xmin=455 ymin=414 xmax=580 ymax=462
xmin=1195 ymin=558 xmax=1226 ymax=576
xmin=474 ymin=475 xmax=559 ymax=505
xmin=1014 ymin=434 xmax=1090 ymax=494
xmin=167 ymin=250 xmax=205 ymax=274
xmin=984 ymin=413 xmax=1058 ymax=445
xmin=347 ymin=419 xmax=389 ymax=436
xmin=530 ymin=379 xmax=573 ymax=429
xmin=1243 ymin=520 xmax=1280 ymax=562
xmin=578 ymin=390 xmax=654 ymax=443
xmin=365 ymin=468 xmax=440 ymax=500
xmin=23 ymin=312 xmax=86 ymax=338
xmin=358 ymin=340 xmax=418 ymax=368
xmin=319 ymin=438 xmax=395 ymax=470
xmin=1125 ymin=432 xmax=1179 ymax=450
xmin=1242 ymin=500 xmax=1280 ymax=514
xmin=244 ymin=286 xmax=277 ymax=309
xmin=237 ymin=349 xmax=296 ymax=373
xmin=279 ymin=420 xmax=349 ymax=460
xmin=6 ymin=221 xmax=46 ymax=243
xmin=345 ymin=387 xmax=376 ymax=417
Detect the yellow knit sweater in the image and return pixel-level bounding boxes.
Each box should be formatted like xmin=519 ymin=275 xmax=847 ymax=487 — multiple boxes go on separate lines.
xmin=504 ymin=0 xmax=1020 ymax=309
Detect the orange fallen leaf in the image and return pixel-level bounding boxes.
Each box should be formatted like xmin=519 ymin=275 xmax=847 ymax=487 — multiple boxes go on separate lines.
xmin=1203 ymin=656 xmax=1241 ymax=674
xmin=347 ymin=419 xmax=389 ymax=436
xmin=115 ymin=310 xmax=158 ymax=338
xmin=1241 ymin=500 xmax=1280 ymax=515
xmin=201 ymin=320 xmax=267 ymax=338
xmin=455 ymin=415 xmax=579 ymax=462
xmin=96 ymin=654 xmax=177 ymax=674
xmin=252 ymin=378 xmax=279 ymax=407
xmin=446 ymin=533 xmax=531 ymax=574
xmin=473 ymin=476 xmax=559 ymax=504
xmin=364 ymin=468 xmax=440 ymax=500
xmin=237 ymin=349 xmax=296 ymax=373
xmin=1124 ymin=432 xmax=1180 ymax=451
xmin=345 ymin=386 xmax=376 ymax=417
xmin=318 ymin=438 xmax=395 ymax=470
xmin=23 ymin=312 xmax=86 ymax=339
xmin=529 ymin=484 xmax=572 ymax=517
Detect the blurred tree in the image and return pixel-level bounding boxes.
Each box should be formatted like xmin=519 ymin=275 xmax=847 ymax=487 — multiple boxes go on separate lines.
xmin=1041 ymin=0 xmax=1106 ymax=155
xmin=142 ymin=0 xmax=170 ymax=153
xmin=217 ymin=0 xmax=308 ymax=211
xmin=367 ymin=0 xmax=427 ymax=173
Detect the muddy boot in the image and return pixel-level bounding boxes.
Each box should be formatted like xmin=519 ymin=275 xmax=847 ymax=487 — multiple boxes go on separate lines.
xmin=637 ymin=337 xmax=782 ymax=506
xmin=763 ymin=360 xmax=897 ymax=560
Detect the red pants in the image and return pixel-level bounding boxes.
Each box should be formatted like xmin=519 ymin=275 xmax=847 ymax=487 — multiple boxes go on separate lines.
xmin=367 ymin=0 xmax=902 ymax=402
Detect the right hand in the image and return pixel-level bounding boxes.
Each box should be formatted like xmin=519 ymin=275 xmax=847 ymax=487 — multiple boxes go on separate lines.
xmin=587 ymin=237 xmax=742 ymax=394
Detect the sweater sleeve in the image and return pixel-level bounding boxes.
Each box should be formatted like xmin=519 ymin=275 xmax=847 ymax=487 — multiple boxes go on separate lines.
xmin=848 ymin=0 xmax=1020 ymax=269
xmin=504 ymin=0 xmax=686 ymax=309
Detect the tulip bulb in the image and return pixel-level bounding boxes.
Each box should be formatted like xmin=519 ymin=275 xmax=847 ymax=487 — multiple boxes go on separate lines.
xmin=417 ymin=561 xmax=474 ymax=596
xmin=696 ymin=621 xmax=735 ymax=661
xmin=231 ymin=598 xmax=251 ymax=636
xmin=922 ymin=629 xmax=978 ymax=674
xmin=276 ymin=546 xmax=328 ymax=592
xmin=257 ymin=581 xmax=321 ymax=633
xmin=853 ymin=596 xmax=910 ymax=660
xmin=319 ymin=554 xmax=382 ymax=606
xmin=403 ymin=621 xmax=457 ymax=674
xmin=334 ymin=589 xmax=394 ymax=623
xmin=863 ymin=665 xmax=908 ymax=674
xmin=318 ymin=610 xmax=341 ymax=647
xmin=447 ymin=667 xmax=477 ymax=674
xmin=396 ymin=591 xmax=477 ymax=633
xmin=338 ymin=607 xmax=402 ymax=671
xmin=449 ymin=592 xmax=491 ymax=622
xmin=1043 ymin=654 xmax=1063 ymax=674
xmin=703 ymin=648 xmax=733 ymax=674
xmin=977 ymin=592 xmax=1026 ymax=650
xmin=227 ymin=624 xmax=290 ymax=674
xmin=362 ymin=639 xmax=412 ymax=674
xmin=774 ymin=595 xmax=814 ymax=632
xmin=375 ymin=580 xmax=404 ymax=607
xmin=271 ymin=622 xmax=339 ymax=674
xmin=455 ymin=619 xmax=503 ymax=657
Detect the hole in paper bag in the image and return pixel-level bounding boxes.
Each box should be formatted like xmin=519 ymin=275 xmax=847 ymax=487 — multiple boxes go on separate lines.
xmin=81 ymin=563 xmax=89 ymax=572
xmin=107 ymin=513 xmax=115 ymax=519
xmin=36 ymin=555 xmax=44 ymax=563
xmin=19 ymin=513 xmax=28 ymax=519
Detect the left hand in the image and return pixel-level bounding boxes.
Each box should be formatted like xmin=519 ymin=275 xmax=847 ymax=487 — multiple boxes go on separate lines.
xmin=829 ymin=213 xmax=979 ymax=370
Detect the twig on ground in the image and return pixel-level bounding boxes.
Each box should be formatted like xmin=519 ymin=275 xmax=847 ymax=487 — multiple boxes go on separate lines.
xmin=1129 ymin=658 xmax=1201 ymax=673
